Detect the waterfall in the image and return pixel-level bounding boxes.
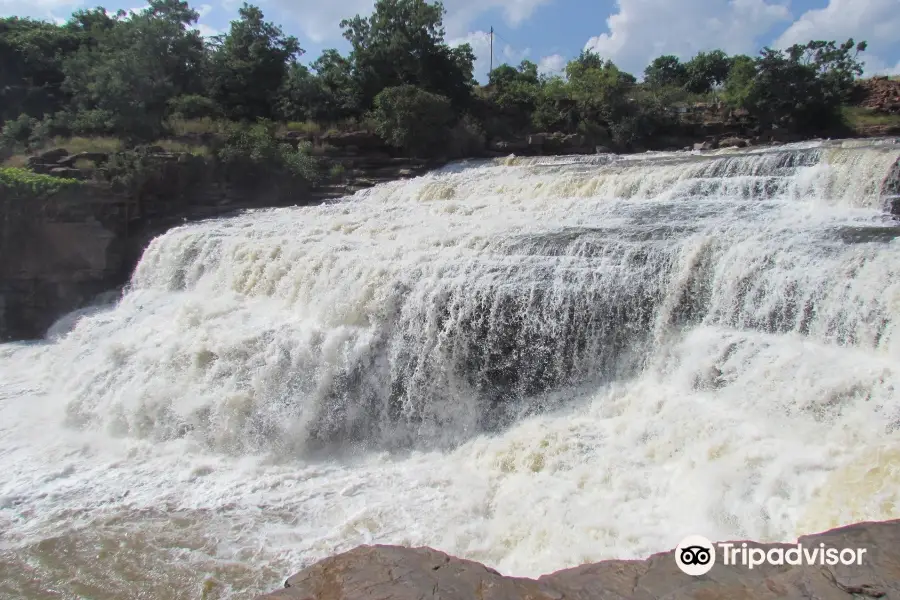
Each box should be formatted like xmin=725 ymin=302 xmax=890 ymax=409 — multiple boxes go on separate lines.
xmin=2 ymin=138 xmax=900 ymax=600
xmin=49 ymin=139 xmax=900 ymax=453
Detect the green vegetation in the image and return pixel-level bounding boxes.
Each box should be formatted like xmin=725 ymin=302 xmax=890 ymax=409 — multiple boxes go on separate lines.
xmin=0 ymin=0 xmax=879 ymax=165
xmin=842 ymin=106 xmax=900 ymax=128
xmin=0 ymin=167 xmax=81 ymax=197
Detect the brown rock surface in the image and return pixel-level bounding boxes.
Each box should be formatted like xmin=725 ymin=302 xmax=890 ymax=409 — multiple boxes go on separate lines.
xmin=856 ymin=77 xmax=900 ymax=115
xmin=257 ymin=519 xmax=900 ymax=600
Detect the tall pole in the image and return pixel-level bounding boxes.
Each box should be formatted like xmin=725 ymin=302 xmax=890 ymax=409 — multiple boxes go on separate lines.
xmin=489 ymin=26 xmax=494 ymax=76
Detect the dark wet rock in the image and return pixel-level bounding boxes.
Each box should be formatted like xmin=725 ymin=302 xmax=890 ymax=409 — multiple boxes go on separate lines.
xmin=48 ymin=167 xmax=88 ymax=180
xmin=489 ymin=138 xmax=529 ymax=154
xmin=57 ymin=151 xmax=109 ymax=167
xmin=257 ymin=519 xmax=900 ymax=600
xmin=719 ymin=137 xmax=749 ymax=148
xmin=36 ymin=148 xmax=69 ymax=162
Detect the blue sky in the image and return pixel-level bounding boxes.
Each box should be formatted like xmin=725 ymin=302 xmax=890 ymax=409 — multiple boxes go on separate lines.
xmin=3 ymin=0 xmax=898 ymax=81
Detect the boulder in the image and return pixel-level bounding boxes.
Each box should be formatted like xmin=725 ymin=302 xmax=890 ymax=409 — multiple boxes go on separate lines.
xmin=57 ymin=151 xmax=110 ymax=167
xmin=719 ymin=137 xmax=749 ymax=148
xmin=48 ymin=167 xmax=87 ymax=180
xmin=544 ymin=133 xmax=595 ymax=155
xmin=527 ymin=133 xmax=547 ymax=148
xmin=258 ymin=519 xmax=900 ymax=600
xmin=36 ymin=148 xmax=69 ymax=163
xmin=488 ymin=138 xmax=529 ymax=154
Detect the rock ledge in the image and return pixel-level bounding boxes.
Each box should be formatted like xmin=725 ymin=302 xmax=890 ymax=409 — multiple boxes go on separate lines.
xmin=257 ymin=519 xmax=900 ymax=600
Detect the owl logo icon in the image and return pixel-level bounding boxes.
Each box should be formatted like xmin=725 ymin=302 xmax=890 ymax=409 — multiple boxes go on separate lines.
xmin=675 ymin=535 xmax=716 ymax=576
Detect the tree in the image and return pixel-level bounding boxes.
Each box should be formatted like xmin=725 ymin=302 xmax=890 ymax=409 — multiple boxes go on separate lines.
xmin=724 ymin=39 xmax=866 ymax=132
xmin=340 ymin=0 xmax=474 ymax=109
xmin=207 ymin=3 xmax=302 ymax=121
xmin=644 ymin=55 xmax=688 ymax=88
xmin=566 ymin=51 xmax=635 ymax=126
xmin=371 ymin=84 xmax=454 ymax=155
xmin=308 ymin=49 xmax=359 ymax=123
xmin=0 ymin=17 xmax=84 ymax=123
xmin=683 ymin=50 xmax=731 ymax=94
xmin=61 ymin=0 xmax=206 ymax=139
xmin=532 ymin=76 xmax=578 ymax=133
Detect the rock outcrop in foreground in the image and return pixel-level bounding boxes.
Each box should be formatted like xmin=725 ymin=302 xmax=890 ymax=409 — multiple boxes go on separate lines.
xmin=258 ymin=519 xmax=900 ymax=600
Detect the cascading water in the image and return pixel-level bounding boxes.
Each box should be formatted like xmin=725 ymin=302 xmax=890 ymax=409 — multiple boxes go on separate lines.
xmin=1 ymin=139 xmax=900 ymax=599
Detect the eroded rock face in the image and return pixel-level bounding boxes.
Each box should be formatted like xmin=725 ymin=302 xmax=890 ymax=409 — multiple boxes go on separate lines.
xmin=257 ymin=519 xmax=900 ymax=600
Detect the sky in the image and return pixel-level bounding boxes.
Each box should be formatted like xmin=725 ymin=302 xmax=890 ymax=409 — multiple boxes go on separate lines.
xmin=2 ymin=0 xmax=899 ymax=82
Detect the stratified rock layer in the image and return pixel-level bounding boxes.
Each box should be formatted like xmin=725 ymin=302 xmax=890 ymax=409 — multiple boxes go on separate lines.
xmin=257 ymin=519 xmax=900 ymax=600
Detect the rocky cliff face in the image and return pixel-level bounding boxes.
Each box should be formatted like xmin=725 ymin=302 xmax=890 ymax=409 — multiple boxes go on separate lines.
xmin=0 ymin=146 xmax=435 ymax=341
xmin=258 ymin=519 xmax=900 ymax=600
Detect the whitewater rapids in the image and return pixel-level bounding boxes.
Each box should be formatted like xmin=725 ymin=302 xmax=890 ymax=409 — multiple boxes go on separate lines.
xmin=2 ymin=140 xmax=900 ymax=599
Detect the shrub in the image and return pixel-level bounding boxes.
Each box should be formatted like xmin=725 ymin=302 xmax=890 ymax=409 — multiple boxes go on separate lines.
xmin=216 ymin=119 xmax=319 ymax=183
xmin=166 ymin=95 xmax=224 ymax=120
xmin=0 ymin=115 xmax=38 ymax=154
xmin=371 ymin=85 xmax=454 ymax=156
xmin=69 ymin=109 xmax=117 ymax=136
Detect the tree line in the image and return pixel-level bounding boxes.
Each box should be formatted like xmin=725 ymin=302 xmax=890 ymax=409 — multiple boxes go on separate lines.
xmin=0 ymin=0 xmax=869 ymax=157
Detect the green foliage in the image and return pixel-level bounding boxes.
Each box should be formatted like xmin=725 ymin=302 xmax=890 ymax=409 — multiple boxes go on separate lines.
xmin=207 ymin=4 xmax=301 ymax=121
xmin=683 ymin=50 xmax=731 ymax=93
xmin=167 ymin=94 xmax=223 ymax=120
xmin=0 ymin=17 xmax=83 ymax=123
xmin=340 ymin=0 xmax=475 ymax=110
xmin=0 ymin=0 xmax=875 ymax=159
xmin=0 ymin=167 xmax=81 ymax=197
xmin=61 ymin=0 xmax=205 ymax=140
xmin=726 ymin=39 xmax=866 ymax=131
xmin=216 ymin=119 xmax=319 ymax=181
xmin=371 ymin=84 xmax=454 ymax=156
xmin=644 ymin=55 xmax=688 ymax=88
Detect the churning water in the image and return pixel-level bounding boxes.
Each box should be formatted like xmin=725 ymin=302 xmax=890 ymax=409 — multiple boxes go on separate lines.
xmin=2 ymin=140 xmax=900 ymax=599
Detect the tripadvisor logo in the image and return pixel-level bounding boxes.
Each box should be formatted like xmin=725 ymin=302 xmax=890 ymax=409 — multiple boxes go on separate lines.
xmin=676 ymin=535 xmax=716 ymax=576
xmin=675 ymin=535 xmax=868 ymax=576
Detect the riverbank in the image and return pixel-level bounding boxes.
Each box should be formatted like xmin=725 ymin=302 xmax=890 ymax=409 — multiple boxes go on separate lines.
xmin=257 ymin=519 xmax=900 ymax=600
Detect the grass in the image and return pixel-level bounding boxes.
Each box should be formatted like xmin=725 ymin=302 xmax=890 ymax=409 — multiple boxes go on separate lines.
xmin=167 ymin=117 xmax=229 ymax=136
xmin=72 ymin=158 xmax=95 ymax=169
xmin=2 ymin=136 xmax=123 ymax=168
xmin=1 ymin=154 xmax=29 ymax=168
xmin=151 ymin=138 xmax=211 ymax=156
xmin=280 ymin=121 xmax=323 ymax=136
xmin=50 ymin=136 xmax=124 ymax=154
xmin=842 ymin=106 xmax=900 ymax=128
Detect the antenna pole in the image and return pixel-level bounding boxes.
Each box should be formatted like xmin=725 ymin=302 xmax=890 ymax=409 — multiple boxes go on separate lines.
xmin=489 ymin=26 xmax=494 ymax=76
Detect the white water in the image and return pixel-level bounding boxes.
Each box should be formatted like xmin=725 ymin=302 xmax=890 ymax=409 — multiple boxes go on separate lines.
xmin=2 ymin=140 xmax=900 ymax=599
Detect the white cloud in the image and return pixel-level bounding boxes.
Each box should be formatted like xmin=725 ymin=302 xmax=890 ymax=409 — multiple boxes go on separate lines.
xmin=449 ymin=30 xmax=531 ymax=82
xmin=267 ymin=0 xmax=553 ymax=45
xmin=861 ymin=56 xmax=900 ymax=77
xmin=196 ymin=22 xmax=221 ymax=38
xmin=538 ymin=53 xmax=566 ymax=75
xmin=584 ymin=0 xmax=791 ymax=75
xmin=0 ymin=0 xmax=84 ymax=20
xmin=774 ymin=0 xmax=900 ymax=77
xmin=775 ymin=0 xmax=899 ymax=49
